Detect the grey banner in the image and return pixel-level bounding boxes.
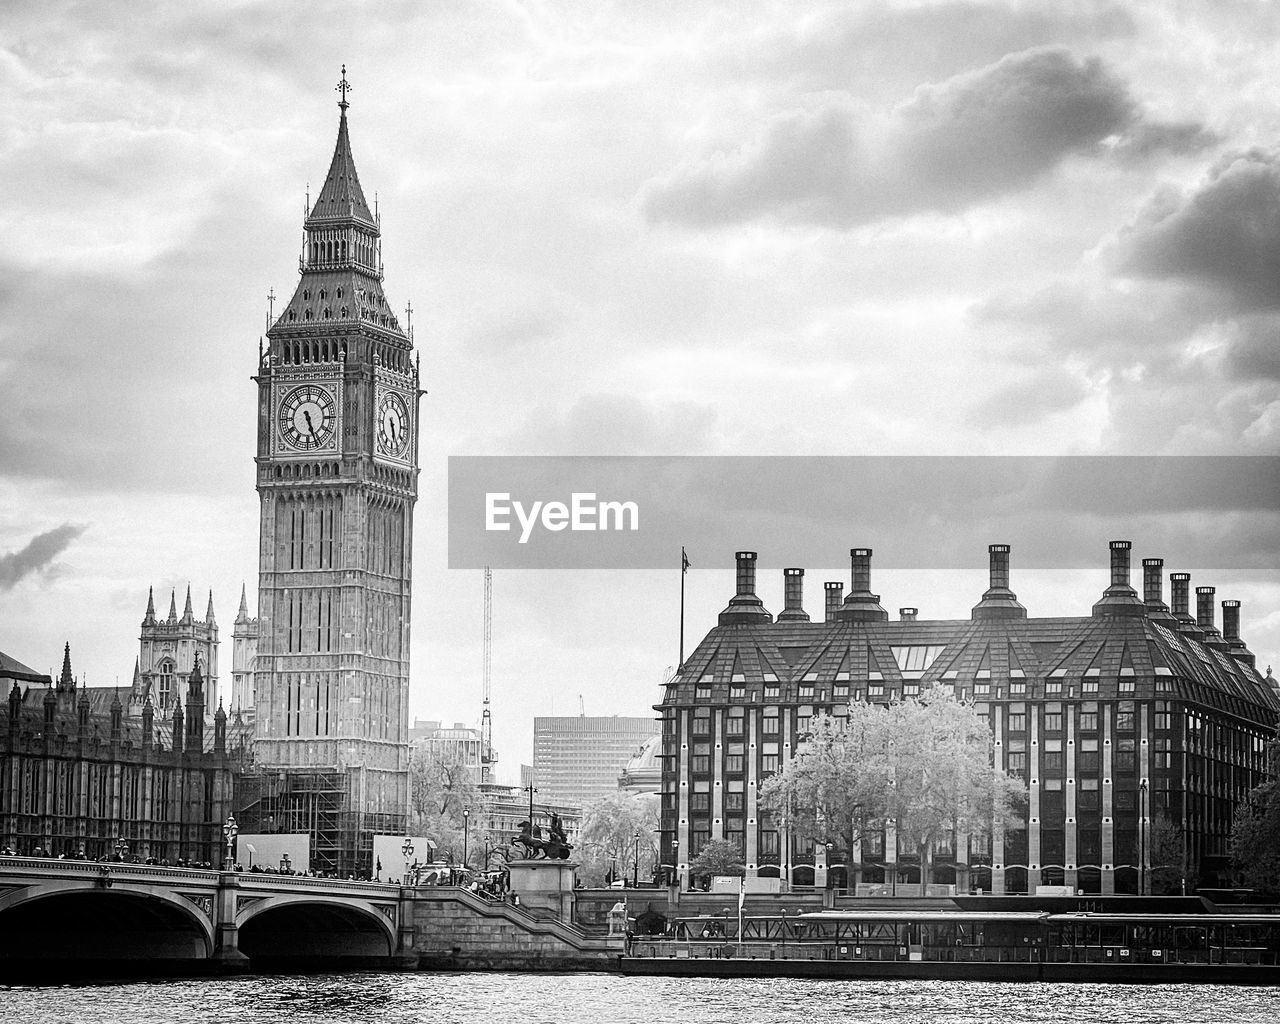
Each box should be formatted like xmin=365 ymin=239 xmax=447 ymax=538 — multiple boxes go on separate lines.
xmin=447 ymin=455 xmax=1280 ymax=570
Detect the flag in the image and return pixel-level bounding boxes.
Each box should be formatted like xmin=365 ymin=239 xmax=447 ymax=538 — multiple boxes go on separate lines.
xmin=682 ymin=547 xmax=691 ymax=573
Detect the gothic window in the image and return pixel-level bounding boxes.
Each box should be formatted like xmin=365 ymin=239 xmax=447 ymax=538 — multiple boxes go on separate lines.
xmin=304 ymin=309 xmax=313 ymax=320
xmin=157 ymin=660 xmax=175 ymax=709
xmin=323 ymin=308 xmax=331 ymax=319
xmin=319 ymin=289 xmax=326 ymax=300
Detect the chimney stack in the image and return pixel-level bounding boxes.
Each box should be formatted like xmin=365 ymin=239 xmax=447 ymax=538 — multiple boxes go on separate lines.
xmin=900 ymin=607 xmax=918 ymax=622
xmin=1196 ymin=586 xmax=1227 ymax=648
xmin=777 ymin=568 xmax=810 ymax=622
xmin=824 ymin=582 xmax=843 ymax=622
xmin=839 ymin=548 xmax=888 ymax=622
xmin=972 ymin=543 xmax=1027 ymax=620
xmin=717 ymin=551 xmax=774 ymax=625
xmin=1169 ymin=572 xmax=1204 ymax=637
xmin=1092 ymin=540 xmax=1145 ymax=618
xmin=1141 ymin=558 xmax=1176 ymax=622
xmin=1221 ymin=599 xmax=1256 ymax=668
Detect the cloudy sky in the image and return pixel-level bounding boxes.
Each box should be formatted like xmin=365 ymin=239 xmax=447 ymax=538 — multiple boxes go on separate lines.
xmin=3 ymin=0 xmax=1279 ymax=782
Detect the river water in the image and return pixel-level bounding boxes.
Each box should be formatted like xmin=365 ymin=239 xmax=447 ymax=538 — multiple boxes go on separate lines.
xmin=2 ymin=972 xmax=1278 ymax=1024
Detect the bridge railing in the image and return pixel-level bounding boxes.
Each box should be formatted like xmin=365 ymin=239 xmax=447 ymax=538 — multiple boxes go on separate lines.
xmin=0 ymin=856 xmax=214 ymax=884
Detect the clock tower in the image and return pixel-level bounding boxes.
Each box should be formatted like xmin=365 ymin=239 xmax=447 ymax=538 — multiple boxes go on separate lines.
xmin=249 ymin=70 xmax=418 ymax=873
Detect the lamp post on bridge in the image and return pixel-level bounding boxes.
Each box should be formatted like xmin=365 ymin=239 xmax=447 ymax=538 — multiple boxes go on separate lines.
xmin=671 ymin=838 xmax=680 ymax=890
xmin=114 ymin=837 xmax=128 ymax=863
xmin=633 ymin=829 xmax=640 ymax=888
xmin=402 ymin=838 xmax=415 ymax=886
xmin=222 ymin=814 xmax=238 ymax=869
xmin=280 ymin=852 xmax=291 ymax=874
xmin=463 ymin=810 xmax=470 ymax=870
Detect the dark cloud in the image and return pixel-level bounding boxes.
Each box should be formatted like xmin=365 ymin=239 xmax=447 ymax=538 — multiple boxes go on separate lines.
xmin=734 ymin=0 xmax=1136 ymax=97
xmin=966 ymin=367 xmax=1092 ymax=427
xmin=1222 ymin=316 xmax=1280 ymax=381
xmin=0 ymin=524 xmax=86 ymax=590
xmin=1116 ymin=149 xmax=1280 ymax=308
xmin=1111 ymin=120 xmax=1220 ymax=163
xmin=642 ymin=48 xmax=1157 ymax=229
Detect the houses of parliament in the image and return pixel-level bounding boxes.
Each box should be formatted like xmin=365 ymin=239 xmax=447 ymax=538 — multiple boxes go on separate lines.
xmin=0 ymin=72 xmax=420 ymax=874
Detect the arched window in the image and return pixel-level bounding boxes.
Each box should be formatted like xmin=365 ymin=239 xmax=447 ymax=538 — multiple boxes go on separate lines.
xmin=157 ymin=660 xmax=175 ymax=710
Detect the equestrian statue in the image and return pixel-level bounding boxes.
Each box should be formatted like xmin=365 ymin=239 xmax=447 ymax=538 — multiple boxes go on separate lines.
xmin=512 ymin=812 xmax=573 ymax=860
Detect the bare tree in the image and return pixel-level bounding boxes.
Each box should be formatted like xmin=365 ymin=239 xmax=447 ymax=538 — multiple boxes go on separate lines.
xmin=575 ymin=792 xmax=659 ymax=886
xmin=408 ymin=745 xmax=490 ymax=866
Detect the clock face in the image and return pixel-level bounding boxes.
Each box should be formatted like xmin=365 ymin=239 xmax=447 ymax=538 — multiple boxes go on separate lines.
xmin=377 ymin=391 xmax=410 ymax=458
xmin=278 ymin=384 xmax=337 ymax=451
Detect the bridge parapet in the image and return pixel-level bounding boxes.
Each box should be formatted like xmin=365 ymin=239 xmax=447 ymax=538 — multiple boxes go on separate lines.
xmin=0 ymin=857 xmax=413 ymax=972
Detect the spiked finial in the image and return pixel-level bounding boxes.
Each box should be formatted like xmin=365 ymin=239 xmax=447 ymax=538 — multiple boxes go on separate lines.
xmin=236 ymin=582 xmax=250 ymax=624
xmin=167 ymin=589 xmax=178 ymax=624
xmin=143 ymin=586 xmax=157 ymax=627
xmin=206 ymin=589 xmax=216 ymax=625
xmin=181 ymin=584 xmax=194 ymax=624
xmin=336 ymin=64 xmax=352 ymax=111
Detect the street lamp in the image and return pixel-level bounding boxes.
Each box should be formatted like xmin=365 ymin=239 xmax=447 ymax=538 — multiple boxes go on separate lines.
xmin=222 ymin=813 xmax=238 ymax=868
xmin=463 ymin=809 xmax=470 ymax=869
xmin=671 ymin=838 xmax=680 ymax=888
xmin=280 ymin=852 xmax=291 ymax=873
xmin=114 ymin=837 xmax=128 ymax=862
xmin=825 ymin=842 xmax=834 ymax=891
xmin=1139 ymin=779 xmax=1149 ymax=896
xmin=402 ymin=838 xmax=415 ymax=885
xmin=633 ymin=829 xmax=641 ymax=888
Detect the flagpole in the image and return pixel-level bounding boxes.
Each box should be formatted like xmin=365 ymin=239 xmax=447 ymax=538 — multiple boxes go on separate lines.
xmin=679 ymin=547 xmax=690 ymax=670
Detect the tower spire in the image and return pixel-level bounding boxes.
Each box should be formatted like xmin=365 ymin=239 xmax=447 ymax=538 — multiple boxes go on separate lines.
xmin=236 ymin=582 xmax=250 ymax=624
xmin=143 ymin=586 xmax=157 ymax=627
xmin=181 ymin=584 xmax=194 ymax=625
xmin=206 ymin=589 xmax=216 ymax=625
xmin=58 ymin=642 xmax=74 ymax=692
xmin=167 ymin=589 xmax=178 ymax=625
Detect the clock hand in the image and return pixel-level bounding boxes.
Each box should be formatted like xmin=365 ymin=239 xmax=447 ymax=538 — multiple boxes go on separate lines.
xmin=303 ymin=409 xmax=318 ymax=440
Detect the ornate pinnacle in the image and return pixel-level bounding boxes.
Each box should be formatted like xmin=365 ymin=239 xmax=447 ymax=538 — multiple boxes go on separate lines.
xmin=336 ymin=64 xmax=352 ymax=111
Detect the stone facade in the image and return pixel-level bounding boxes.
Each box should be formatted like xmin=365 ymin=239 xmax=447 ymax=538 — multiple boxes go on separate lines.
xmin=244 ymin=80 xmax=419 ymax=873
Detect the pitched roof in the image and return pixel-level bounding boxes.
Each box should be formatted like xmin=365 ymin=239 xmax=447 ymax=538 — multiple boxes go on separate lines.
xmin=0 ymin=651 xmax=49 ymax=684
xmin=307 ymin=109 xmax=376 ymax=229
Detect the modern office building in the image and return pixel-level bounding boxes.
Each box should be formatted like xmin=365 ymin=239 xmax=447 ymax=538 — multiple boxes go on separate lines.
xmin=533 ymin=716 xmax=659 ymax=810
xmin=658 ymin=544 xmax=1278 ymax=896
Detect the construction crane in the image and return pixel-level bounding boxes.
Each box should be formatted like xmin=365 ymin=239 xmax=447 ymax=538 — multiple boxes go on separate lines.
xmin=481 ymin=566 xmax=495 ymax=785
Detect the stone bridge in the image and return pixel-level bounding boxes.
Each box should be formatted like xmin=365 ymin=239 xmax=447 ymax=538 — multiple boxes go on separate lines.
xmin=0 ymin=857 xmax=409 ymax=973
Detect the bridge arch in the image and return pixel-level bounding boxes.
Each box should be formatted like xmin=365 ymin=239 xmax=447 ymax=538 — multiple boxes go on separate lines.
xmin=237 ymin=895 xmax=396 ymax=964
xmin=0 ymin=884 xmax=213 ymax=964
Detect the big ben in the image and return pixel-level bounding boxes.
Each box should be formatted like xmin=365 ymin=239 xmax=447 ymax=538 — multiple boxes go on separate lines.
xmin=248 ymin=69 xmax=418 ymax=874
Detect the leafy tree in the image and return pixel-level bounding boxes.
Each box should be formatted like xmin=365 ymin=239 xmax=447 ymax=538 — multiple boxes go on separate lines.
xmin=1230 ymin=730 xmax=1280 ymax=898
xmin=1149 ymin=813 xmax=1187 ymax=896
xmin=760 ymin=687 xmax=1025 ymax=887
xmin=885 ymin=689 xmax=1025 ymax=886
xmin=408 ymin=745 xmax=491 ymax=867
xmin=575 ymin=791 xmax=659 ymax=886
xmin=687 ymin=839 xmax=745 ymax=886
xmin=758 ymin=708 xmax=885 ymax=860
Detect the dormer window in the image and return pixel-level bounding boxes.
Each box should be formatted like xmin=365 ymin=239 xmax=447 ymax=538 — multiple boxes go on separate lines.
xmin=303 ymin=289 xmax=310 ymax=300
xmin=319 ymin=288 xmax=326 ymax=300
